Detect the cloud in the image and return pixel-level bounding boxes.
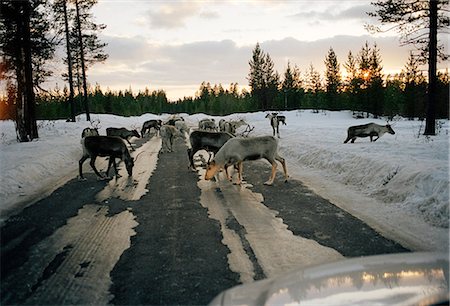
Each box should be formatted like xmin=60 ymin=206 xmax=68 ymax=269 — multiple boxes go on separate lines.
xmin=147 ymin=1 xmax=200 ymax=29
xmin=88 ymin=34 xmax=415 ymax=100
xmin=290 ymin=4 xmax=373 ymax=21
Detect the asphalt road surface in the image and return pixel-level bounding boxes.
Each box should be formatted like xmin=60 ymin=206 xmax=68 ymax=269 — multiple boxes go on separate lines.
xmin=1 ymin=134 xmax=408 ymax=305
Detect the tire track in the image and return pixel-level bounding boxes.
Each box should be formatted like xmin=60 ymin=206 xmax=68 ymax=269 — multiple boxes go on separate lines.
xmin=23 ymin=205 xmax=137 ymax=305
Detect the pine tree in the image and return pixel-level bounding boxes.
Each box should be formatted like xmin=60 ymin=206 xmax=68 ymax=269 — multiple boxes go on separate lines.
xmin=304 ymin=63 xmax=322 ymax=112
xmin=368 ymin=0 xmax=449 ymax=134
xmin=263 ymin=53 xmax=280 ymax=110
xmin=247 ymin=43 xmax=280 ymax=110
xmin=281 ymin=61 xmax=302 ymax=109
xmin=357 ymin=42 xmax=373 ymax=116
xmin=368 ymin=43 xmax=384 ymax=118
xmin=0 ymin=0 xmax=55 ymax=141
xmin=324 ymin=47 xmax=342 ymax=110
xmin=248 ymin=43 xmax=266 ymax=110
xmin=343 ymin=51 xmax=361 ymax=93
xmin=54 ymin=0 xmax=76 ymax=121
xmin=70 ymin=0 xmax=108 ymax=121
xmin=402 ymin=51 xmax=426 ymax=119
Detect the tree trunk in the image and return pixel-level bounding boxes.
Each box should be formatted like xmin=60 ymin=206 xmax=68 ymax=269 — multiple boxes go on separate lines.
xmin=14 ymin=1 xmax=38 ymax=142
xmin=75 ymin=0 xmax=90 ymax=121
xmin=63 ymin=0 xmax=76 ymax=122
xmin=22 ymin=0 xmax=38 ymax=139
xmin=424 ymin=0 xmax=437 ymax=135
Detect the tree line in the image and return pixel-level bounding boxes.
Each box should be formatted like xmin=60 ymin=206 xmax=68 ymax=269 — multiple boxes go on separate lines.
xmin=2 ymin=40 xmax=447 ymax=120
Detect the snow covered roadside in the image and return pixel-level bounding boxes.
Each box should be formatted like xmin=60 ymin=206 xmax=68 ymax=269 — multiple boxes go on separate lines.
xmin=0 ymin=110 xmax=448 ymax=252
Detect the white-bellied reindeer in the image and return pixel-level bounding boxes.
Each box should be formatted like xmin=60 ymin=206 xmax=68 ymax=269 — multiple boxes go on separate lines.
xmin=265 ymin=113 xmax=286 ymax=138
xmin=79 ymin=136 xmax=134 ymax=180
xmin=205 ymin=136 xmax=288 ymax=186
xmin=344 ymin=122 xmax=395 ymax=143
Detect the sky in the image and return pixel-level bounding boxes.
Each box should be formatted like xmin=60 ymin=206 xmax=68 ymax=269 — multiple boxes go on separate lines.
xmin=44 ymin=0 xmax=446 ymax=100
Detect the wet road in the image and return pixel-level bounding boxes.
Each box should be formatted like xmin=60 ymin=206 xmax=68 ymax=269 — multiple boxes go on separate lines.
xmin=0 ymin=134 xmax=408 ymax=305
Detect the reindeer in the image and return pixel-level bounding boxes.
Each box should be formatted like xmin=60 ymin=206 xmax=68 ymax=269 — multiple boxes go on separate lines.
xmin=106 ymin=127 xmax=140 ymax=150
xmin=198 ymin=118 xmax=217 ymax=131
xmin=187 ymin=130 xmax=234 ymax=170
xmin=160 ymin=125 xmax=180 ymax=153
xmin=79 ymin=136 xmax=134 ymax=180
xmin=174 ymin=120 xmax=189 ymax=136
xmin=218 ymin=119 xmax=226 ymax=132
xmin=81 ymin=119 xmax=102 ymax=138
xmin=81 ymin=127 xmax=99 ymax=138
xmin=141 ymin=119 xmax=162 ymax=137
xmin=344 ymin=122 xmax=395 ymax=143
xmin=218 ymin=118 xmax=248 ymax=135
xmin=205 ymin=136 xmax=288 ymax=185
xmin=165 ymin=115 xmax=184 ymax=126
xmin=265 ymin=113 xmax=286 ymax=138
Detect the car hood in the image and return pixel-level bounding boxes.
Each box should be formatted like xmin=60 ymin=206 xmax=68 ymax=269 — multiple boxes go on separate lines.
xmin=209 ymin=252 xmax=449 ymax=306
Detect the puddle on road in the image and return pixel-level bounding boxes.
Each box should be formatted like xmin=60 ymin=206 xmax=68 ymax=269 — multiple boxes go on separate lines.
xmin=12 ymin=204 xmax=138 ymax=305
xmin=96 ymin=137 xmax=161 ymax=202
xmin=196 ymin=160 xmax=344 ymax=283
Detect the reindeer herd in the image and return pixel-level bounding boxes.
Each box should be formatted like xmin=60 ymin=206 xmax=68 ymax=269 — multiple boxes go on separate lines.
xmin=79 ymin=112 xmax=395 ymax=186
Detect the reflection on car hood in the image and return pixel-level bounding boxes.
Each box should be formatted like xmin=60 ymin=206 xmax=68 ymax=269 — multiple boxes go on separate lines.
xmin=209 ymin=252 xmax=449 ymax=306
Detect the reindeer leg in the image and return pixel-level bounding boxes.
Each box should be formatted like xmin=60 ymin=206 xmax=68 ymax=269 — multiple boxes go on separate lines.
xmin=114 ymin=158 xmax=122 ymax=178
xmin=79 ymin=155 xmax=89 ymax=180
xmin=264 ymin=160 xmax=277 ymax=186
xmin=224 ymin=164 xmax=232 ymax=182
xmin=89 ymin=156 xmax=105 ymax=179
xmin=169 ymin=136 xmax=174 ymax=152
xmin=127 ymin=139 xmax=135 ymax=151
xmin=276 ymin=155 xmax=289 ymax=182
xmin=234 ymin=162 xmax=243 ymax=185
xmin=106 ymin=158 xmax=113 ymax=177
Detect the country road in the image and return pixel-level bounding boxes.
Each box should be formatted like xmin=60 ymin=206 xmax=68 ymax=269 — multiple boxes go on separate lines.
xmin=1 ymin=134 xmax=408 ymax=305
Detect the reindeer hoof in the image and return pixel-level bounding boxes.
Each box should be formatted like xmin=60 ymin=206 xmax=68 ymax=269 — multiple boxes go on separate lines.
xmin=264 ymin=181 xmax=273 ymax=186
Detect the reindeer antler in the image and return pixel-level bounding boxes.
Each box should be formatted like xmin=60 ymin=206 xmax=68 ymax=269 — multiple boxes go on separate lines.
xmin=240 ymin=124 xmax=255 ymax=137
xmin=90 ymin=119 xmax=101 ymax=129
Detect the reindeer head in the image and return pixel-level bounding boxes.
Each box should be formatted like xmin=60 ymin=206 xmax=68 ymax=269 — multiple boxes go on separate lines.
xmin=386 ymin=124 xmax=396 ymax=135
xmin=125 ymin=157 xmax=134 ymax=176
xmin=205 ymin=161 xmax=220 ymax=180
xmin=132 ymin=129 xmax=141 ymax=138
xmin=90 ymin=119 xmax=101 ymax=130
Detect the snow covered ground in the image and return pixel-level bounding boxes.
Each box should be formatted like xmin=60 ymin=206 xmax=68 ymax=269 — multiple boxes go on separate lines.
xmin=0 ymin=110 xmax=448 ymax=252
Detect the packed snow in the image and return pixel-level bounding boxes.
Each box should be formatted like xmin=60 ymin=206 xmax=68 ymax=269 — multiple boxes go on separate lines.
xmin=0 ymin=110 xmax=448 ymax=252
